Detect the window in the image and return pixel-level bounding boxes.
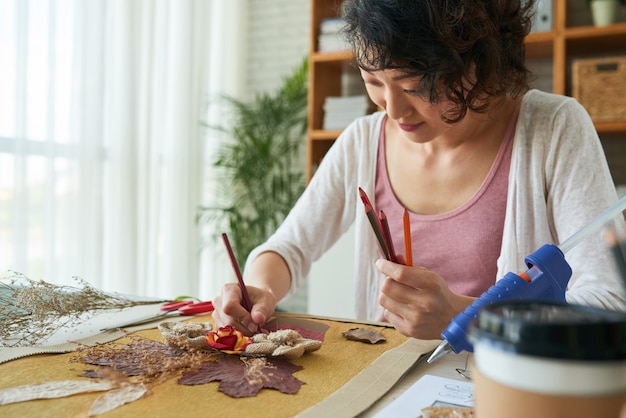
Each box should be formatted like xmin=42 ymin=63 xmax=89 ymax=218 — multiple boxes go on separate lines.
xmin=1 ymin=0 xmax=222 ymax=298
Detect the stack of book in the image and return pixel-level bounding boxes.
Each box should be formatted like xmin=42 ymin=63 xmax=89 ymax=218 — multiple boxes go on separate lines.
xmin=318 ymin=17 xmax=348 ymax=52
xmin=323 ymin=95 xmax=371 ymax=130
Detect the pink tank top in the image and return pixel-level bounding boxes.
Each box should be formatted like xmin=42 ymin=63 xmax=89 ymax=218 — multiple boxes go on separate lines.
xmin=375 ymin=111 xmax=517 ymax=296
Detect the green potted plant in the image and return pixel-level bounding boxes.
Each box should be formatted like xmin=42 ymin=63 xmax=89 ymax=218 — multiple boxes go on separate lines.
xmin=588 ymin=0 xmax=625 ymax=26
xmin=199 ymin=57 xmax=308 ymax=264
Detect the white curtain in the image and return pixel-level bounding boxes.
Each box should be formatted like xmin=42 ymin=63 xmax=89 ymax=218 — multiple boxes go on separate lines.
xmin=198 ymin=1 xmax=249 ymax=301
xmin=0 ymin=0 xmax=246 ymax=299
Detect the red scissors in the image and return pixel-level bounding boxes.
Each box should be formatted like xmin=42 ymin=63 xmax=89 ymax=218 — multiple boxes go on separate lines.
xmin=101 ymin=299 xmax=214 ymax=331
xmin=159 ymin=300 xmax=214 ymax=315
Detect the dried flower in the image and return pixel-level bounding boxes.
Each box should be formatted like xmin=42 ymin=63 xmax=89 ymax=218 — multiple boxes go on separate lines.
xmin=0 ymin=272 xmax=165 ymax=347
xmin=205 ymin=326 xmax=251 ymax=354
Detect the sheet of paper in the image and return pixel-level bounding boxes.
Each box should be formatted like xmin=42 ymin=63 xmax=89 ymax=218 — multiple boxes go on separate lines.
xmin=373 ymin=374 xmax=474 ymax=418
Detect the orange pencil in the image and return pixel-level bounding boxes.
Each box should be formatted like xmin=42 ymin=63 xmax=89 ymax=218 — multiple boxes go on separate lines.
xmin=403 ymin=207 xmax=413 ymax=266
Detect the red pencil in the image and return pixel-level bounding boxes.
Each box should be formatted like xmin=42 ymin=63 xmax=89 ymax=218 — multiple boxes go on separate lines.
xmin=359 ymin=187 xmax=392 ymax=260
xmin=365 ymin=206 xmax=391 ymax=260
xmin=221 ymin=232 xmax=253 ymax=312
xmin=358 ymin=187 xmax=382 ymax=229
xmin=379 ymin=210 xmax=398 ymax=263
xmin=358 ymin=187 xmax=374 ymax=209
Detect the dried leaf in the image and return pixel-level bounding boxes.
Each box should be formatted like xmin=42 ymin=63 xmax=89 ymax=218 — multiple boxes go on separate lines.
xmin=0 ymin=380 xmax=116 ymax=405
xmin=178 ymin=355 xmax=304 ymax=397
xmin=88 ymin=383 xmax=149 ymax=416
xmin=342 ymin=327 xmax=386 ymax=344
xmin=78 ymin=340 xmax=187 ymax=377
xmin=264 ymin=317 xmax=328 ymax=341
xmin=74 ymin=336 xmax=217 ymax=382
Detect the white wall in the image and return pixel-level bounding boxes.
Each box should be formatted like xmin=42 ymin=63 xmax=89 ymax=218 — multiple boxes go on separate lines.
xmin=244 ymin=0 xmax=357 ymax=317
xmin=308 ymin=225 xmax=356 ymax=318
xmin=245 ymin=0 xmax=310 ymax=97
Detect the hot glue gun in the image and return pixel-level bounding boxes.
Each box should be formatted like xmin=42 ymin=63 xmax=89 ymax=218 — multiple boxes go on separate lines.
xmin=427 ymin=195 xmax=626 ymax=364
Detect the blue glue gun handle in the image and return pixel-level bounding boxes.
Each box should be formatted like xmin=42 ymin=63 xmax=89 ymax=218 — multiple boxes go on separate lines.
xmin=440 ymin=244 xmax=572 ymax=354
xmin=524 ymin=243 xmax=571 ymax=301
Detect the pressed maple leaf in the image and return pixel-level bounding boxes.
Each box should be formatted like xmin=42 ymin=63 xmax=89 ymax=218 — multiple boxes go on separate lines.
xmin=178 ymin=355 xmax=304 ymax=397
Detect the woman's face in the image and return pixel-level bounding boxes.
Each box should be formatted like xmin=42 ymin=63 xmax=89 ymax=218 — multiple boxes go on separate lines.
xmin=360 ymin=68 xmax=458 ymax=143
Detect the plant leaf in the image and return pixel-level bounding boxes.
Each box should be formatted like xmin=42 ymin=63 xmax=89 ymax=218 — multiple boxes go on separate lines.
xmin=201 ymin=57 xmax=308 ymax=262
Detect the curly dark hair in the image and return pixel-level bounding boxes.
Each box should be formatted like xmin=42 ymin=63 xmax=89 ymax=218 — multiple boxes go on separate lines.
xmin=341 ymin=0 xmax=536 ymax=123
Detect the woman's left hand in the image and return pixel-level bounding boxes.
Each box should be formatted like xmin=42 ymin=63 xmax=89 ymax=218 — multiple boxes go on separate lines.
xmin=376 ymin=257 xmax=475 ymax=340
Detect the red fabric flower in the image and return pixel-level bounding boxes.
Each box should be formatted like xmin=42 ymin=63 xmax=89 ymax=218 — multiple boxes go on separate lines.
xmin=205 ymin=326 xmax=251 ymax=354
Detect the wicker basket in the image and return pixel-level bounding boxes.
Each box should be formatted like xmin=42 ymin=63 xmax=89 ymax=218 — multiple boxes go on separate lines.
xmin=572 ymin=56 xmax=626 ymax=122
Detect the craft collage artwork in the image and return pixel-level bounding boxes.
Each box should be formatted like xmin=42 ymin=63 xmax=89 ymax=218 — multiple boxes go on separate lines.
xmin=0 ymin=234 xmax=441 ymax=417
xmin=0 ymin=279 xmax=416 ymax=417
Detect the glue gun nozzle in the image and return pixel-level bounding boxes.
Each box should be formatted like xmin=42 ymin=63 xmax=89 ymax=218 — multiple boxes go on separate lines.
xmin=427 ymin=340 xmax=451 ymax=364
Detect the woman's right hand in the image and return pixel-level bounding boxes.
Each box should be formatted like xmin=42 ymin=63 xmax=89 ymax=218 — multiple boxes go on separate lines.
xmin=376 ymin=258 xmax=475 ymax=340
xmin=211 ymin=282 xmax=277 ymax=336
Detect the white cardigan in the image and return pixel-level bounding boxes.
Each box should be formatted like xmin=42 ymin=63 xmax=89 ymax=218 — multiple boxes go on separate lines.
xmin=245 ymin=89 xmax=626 ymax=321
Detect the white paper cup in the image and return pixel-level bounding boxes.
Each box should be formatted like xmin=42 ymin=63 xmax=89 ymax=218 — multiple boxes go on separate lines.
xmin=469 ymin=301 xmax=626 ymax=418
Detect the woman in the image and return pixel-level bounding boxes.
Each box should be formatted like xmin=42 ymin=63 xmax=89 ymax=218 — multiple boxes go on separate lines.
xmin=212 ymin=0 xmax=626 ymax=339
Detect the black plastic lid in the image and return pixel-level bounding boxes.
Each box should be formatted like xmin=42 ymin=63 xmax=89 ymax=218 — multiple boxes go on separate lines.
xmin=468 ymin=301 xmax=626 ymax=361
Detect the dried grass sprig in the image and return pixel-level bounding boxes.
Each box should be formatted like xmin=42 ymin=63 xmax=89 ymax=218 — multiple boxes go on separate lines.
xmin=0 ymin=272 xmax=164 ymax=347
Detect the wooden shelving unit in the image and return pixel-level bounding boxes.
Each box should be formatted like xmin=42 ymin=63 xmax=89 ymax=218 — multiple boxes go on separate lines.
xmin=306 ymin=0 xmax=626 ymax=181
